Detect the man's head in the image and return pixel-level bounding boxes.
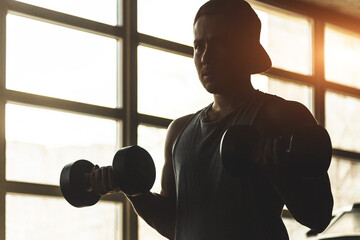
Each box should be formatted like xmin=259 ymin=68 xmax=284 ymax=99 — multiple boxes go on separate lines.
xmin=193 ymin=0 xmax=271 ymax=94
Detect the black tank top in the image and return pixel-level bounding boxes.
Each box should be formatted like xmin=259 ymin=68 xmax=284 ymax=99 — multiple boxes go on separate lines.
xmin=173 ymin=91 xmax=289 ymax=240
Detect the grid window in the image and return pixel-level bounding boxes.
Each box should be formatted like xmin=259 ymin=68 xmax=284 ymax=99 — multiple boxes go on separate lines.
xmin=137 ymin=0 xmax=207 ymax=46
xmin=6 ymin=14 xmax=120 ymax=108
xmin=254 ymin=8 xmax=312 ymax=75
xmin=6 ymin=103 xmax=120 ymax=185
xmin=137 ymin=46 xmax=212 ymax=120
xmin=325 ymin=25 xmax=360 ymax=89
xmin=325 ymin=91 xmax=360 ymax=153
xmin=2 ymin=0 xmax=360 ymax=239
xmin=2 ymin=1 xmax=123 ymax=240
xmin=6 ymin=193 xmax=122 ymax=240
xmin=14 ymin=0 xmax=121 ymax=26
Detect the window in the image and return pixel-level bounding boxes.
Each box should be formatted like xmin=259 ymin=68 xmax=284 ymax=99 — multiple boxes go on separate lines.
xmin=137 ymin=46 xmax=212 ymax=120
xmin=6 ymin=104 xmax=119 ymax=185
xmin=328 ymin=157 xmax=360 ymax=209
xmin=6 ymin=193 xmax=122 ymax=240
xmin=137 ymin=125 xmax=168 ymax=240
xmin=326 ymin=91 xmax=360 ymax=153
xmin=137 ymin=0 xmax=206 ymax=45
xmin=1 ymin=0 xmax=360 ymax=240
xmin=14 ymin=0 xmax=121 ymax=26
xmin=1 ymin=0 xmax=123 ymax=239
xmin=325 ymin=25 xmax=360 ymax=89
xmin=255 ymin=7 xmax=312 ymax=75
xmin=251 ymin=75 xmax=313 ymax=112
xmin=7 ymin=14 xmax=120 ymax=108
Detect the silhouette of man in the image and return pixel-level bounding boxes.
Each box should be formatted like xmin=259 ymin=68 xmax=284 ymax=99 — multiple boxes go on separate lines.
xmin=92 ymin=1 xmax=333 ymax=239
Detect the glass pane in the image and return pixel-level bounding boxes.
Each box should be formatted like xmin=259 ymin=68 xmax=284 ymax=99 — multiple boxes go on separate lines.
xmin=138 ymin=0 xmax=206 ymax=46
xmin=6 ymin=193 xmax=122 ymax=240
xmin=328 ymin=157 xmax=360 ymax=210
xmin=251 ymin=75 xmax=313 ymax=113
xmin=6 ymin=14 xmax=120 ymax=108
xmin=325 ymin=25 xmax=360 ymax=89
xmin=325 ymin=91 xmax=360 ymax=152
xmin=138 ymin=125 xmax=167 ymax=193
xmin=138 ymin=125 xmax=168 ymax=240
xmin=254 ymin=7 xmax=312 ymax=75
xmin=15 ymin=0 xmax=120 ymax=26
xmin=6 ymin=103 xmax=120 ymax=185
xmin=138 ymin=46 xmax=212 ymax=119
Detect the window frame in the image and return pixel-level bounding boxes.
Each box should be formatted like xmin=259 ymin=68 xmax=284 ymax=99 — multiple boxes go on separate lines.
xmin=1 ymin=0 xmax=360 ymax=239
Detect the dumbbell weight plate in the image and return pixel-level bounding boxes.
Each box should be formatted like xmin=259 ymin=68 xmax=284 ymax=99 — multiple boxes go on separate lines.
xmin=112 ymin=146 xmax=156 ymax=196
xmin=288 ymin=125 xmax=332 ymax=177
xmin=60 ymin=160 xmax=101 ymax=207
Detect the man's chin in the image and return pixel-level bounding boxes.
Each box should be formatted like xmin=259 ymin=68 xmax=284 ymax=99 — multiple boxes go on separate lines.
xmin=201 ymin=78 xmax=231 ymax=94
xmin=203 ymin=84 xmax=226 ymax=95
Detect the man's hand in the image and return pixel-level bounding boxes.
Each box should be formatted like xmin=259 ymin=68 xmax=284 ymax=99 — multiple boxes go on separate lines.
xmin=220 ymin=124 xmax=332 ymax=178
xmin=86 ymin=165 xmax=120 ymax=195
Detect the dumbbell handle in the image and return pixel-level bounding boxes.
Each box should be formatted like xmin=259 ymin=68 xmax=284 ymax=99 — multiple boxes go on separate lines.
xmin=82 ymin=165 xmax=115 ymax=195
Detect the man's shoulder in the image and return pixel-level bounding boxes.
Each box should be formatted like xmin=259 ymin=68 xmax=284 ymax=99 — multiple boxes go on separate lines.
xmin=168 ymin=104 xmax=209 ymax=133
xmin=166 ymin=114 xmax=194 ymax=143
xmin=169 ymin=114 xmax=194 ymax=132
xmin=258 ymin=94 xmax=317 ymax=130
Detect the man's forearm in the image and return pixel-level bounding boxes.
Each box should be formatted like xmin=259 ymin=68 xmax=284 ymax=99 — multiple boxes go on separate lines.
xmin=127 ymin=192 xmax=176 ymax=239
xmin=271 ymin=171 xmax=333 ymax=233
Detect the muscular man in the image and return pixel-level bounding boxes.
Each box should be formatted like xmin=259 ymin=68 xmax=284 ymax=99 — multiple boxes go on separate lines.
xmin=92 ymin=0 xmax=333 ymax=239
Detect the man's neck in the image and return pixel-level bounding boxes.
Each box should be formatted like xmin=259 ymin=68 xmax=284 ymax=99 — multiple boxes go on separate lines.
xmin=207 ymin=80 xmax=256 ymax=121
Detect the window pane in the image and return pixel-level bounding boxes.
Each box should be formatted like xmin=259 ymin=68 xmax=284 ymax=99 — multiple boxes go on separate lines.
xmin=325 ymin=91 xmax=360 ymax=152
xmin=138 ymin=0 xmax=206 ymax=45
xmin=6 ymin=103 xmax=120 ymax=185
xmin=254 ymin=7 xmax=312 ymax=75
xmin=328 ymin=157 xmax=360 ymax=209
xmin=137 ymin=125 xmax=168 ymax=240
xmin=6 ymin=193 xmax=122 ymax=240
xmin=138 ymin=125 xmax=167 ymax=193
xmin=251 ymin=75 xmax=313 ymax=113
xmin=15 ymin=0 xmax=120 ymax=26
xmin=325 ymin=25 xmax=360 ymax=89
xmin=138 ymin=46 xmax=212 ymax=119
xmin=6 ymin=14 xmax=120 ymax=108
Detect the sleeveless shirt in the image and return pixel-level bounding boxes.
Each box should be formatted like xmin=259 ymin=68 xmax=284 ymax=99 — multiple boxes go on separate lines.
xmin=173 ymin=91 xmax=289 ymax=240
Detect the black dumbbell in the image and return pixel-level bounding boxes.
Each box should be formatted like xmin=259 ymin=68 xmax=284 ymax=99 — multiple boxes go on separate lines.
xmin=220 ymin=125 xmax=332 ymax=178
xmin=60 ymin=145 xmax=156 ymax=207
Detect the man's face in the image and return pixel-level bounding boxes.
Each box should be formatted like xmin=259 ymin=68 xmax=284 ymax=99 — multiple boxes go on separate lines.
xmin=193 ymin=14 xmax=251 ymax=94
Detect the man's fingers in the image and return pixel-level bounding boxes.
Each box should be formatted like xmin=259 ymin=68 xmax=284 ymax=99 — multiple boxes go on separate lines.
xmin=94 ymin=167 xmax=102 ymax=194
xmin=101 ymin=167 xmax=109 ymax=194
xmin=108 ymin=167 xmax=114 ymax=191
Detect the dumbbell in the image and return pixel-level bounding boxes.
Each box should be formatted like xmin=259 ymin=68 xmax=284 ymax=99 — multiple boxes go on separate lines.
xmin=220 ymin=124 xmax=332 ymax=178
xmin=60 ymin=145 xmax=156 ymax=207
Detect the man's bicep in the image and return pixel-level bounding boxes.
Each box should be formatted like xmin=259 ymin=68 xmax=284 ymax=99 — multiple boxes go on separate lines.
xmin=160 ymin=149 xmax=176 ymax=198
xmin=160 ymin=115 xmax=193 ymax=198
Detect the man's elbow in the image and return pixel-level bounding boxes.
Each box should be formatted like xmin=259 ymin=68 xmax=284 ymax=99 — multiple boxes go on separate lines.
xmin=295 ymin=201 xmax=333 ymax=233
xmin=309 ymin=209 xmax=333 ymax=233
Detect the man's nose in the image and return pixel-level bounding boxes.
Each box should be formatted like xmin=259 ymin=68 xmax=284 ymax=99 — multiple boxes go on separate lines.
xmin=201 ymin=46 xmax=214 ymax=65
